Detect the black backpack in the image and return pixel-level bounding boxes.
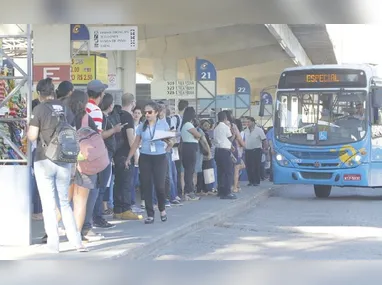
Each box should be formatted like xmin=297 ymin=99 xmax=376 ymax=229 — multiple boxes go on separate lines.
xmin=40 ymin=103 xmax=80 ymax=163
xmin=109 ymin=106 xmax=132 ymax=151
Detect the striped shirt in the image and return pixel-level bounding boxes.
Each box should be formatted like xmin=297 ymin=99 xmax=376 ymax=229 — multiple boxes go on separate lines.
xmin=86 ymin=99 xmax=103 ymax=132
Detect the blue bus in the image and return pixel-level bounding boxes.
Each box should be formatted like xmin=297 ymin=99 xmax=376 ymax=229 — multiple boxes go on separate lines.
xmin=267 ymin=64 xmax=382 ymax=198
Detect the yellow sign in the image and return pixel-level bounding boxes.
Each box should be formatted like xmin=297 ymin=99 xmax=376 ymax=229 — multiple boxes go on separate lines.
xmin=71 ymin=55 xmax=108 ymax=85
xmin=95 ymin=56 xmax=108 ymax=84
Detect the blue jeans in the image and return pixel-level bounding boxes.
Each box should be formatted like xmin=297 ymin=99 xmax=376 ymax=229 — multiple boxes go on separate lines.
xmin=130 ymin=166 xmax=139 ymax=205
xmin=34 ymin=159 xmax=82 ymax=250
xmin=93 ymin=162 xmax=112 ymax=219
xmin=83 ymin=162 xmax=112 ymax=230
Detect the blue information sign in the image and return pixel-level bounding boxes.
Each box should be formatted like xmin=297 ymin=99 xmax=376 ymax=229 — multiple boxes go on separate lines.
xmin=235 ymin=77 xmax=251 ymax=109
xmin=196 ymin=58 xmax=217 ymax=81
xmin=261 ymin=92 xmax=273 ymax=105
xmin=319 ymin=131 xmax=328 ymax=141
xmin=71 ymin=24 xmax=90 ymax=41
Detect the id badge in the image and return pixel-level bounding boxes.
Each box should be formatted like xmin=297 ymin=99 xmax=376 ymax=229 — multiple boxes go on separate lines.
xmin=150 ymin=142 xmax=156 ymax=153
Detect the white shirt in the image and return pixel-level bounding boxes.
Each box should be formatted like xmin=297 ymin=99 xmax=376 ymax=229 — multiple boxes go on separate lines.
xmin=171 ymin=114 xmax=182 ymax=143
xmin=244 ymin=126 xmax=266 ymax=149
xmin=214 ymin=122 xmax=232 ymax=149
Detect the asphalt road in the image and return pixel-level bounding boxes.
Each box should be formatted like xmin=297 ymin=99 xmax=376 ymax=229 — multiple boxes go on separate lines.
xmin=146 ymin=185 xmax=382 ymax=260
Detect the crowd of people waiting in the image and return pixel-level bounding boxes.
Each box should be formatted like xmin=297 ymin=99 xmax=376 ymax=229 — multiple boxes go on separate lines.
xmin=28 ymin=77 xmax=274 ymax=253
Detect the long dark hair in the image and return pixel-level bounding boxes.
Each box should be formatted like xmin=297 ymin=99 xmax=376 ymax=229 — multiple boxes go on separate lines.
xmin=56 ymin=81 xmax=73 ymax=100
xmin=235 ymin=118 xmax=243 ymax=132
xmin=142 ymin=101 xmax=161 ymax=131
xmin=180 ymin=106 xmax=196 ymax=130
xmin=99 ymin=93 xmax=114 ymax=112
xmin=68 ymin=89 xmax=89 ymax=118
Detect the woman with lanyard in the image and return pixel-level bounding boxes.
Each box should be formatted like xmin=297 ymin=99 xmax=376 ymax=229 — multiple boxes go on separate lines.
xmin=126 ymin=101 xmax=174 ymax=224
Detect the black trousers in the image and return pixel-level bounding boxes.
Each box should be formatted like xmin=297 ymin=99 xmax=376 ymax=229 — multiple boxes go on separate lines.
xmin=245 ymin=148 xmax=262 ymax=185
xmin=215 ymin=148 xmax=233 ymax=196
xmin=113 ymin=156 xmax=133 ymax=213
xmin=181 ymin=143 xmax=198 ymax=194
xmin=175 ymin=160 xmax=182 ymax=197
xmin=139 ymin=153 xmax=167 ymax=218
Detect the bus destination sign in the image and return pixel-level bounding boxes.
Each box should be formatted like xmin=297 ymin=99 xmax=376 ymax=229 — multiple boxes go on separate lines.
xmin=278 ymin=69 xmax=367 ymax=89
xmin=306 ymin=74 xmax=340 ymax=83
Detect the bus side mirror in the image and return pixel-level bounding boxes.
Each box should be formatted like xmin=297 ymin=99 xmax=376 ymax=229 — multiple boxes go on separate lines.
xmin=259 ymin=99 xmax=265 ymax=117
xmin=372 ymin=88 xmax=382 ymax=108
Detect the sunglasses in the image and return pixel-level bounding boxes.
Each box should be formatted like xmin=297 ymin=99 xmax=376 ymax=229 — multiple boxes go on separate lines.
xmin=145 ymin=110 xmax=154 ymax=115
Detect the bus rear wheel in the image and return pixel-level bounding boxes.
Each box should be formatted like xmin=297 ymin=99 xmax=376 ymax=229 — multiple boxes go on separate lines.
xmin=314 ymin=185 xmax=332 ymax=198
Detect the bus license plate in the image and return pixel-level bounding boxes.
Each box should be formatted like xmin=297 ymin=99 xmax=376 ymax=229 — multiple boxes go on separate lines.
xmin=344 ymin=174 xmax=361 ymax=181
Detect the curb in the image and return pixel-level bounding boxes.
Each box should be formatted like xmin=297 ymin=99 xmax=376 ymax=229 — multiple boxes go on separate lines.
xmin=110 ymin=185 xmax=278 ymax=260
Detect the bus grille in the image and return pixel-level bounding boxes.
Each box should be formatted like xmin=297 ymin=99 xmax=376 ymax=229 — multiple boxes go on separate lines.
xmin=300 ymin=172 xmax=333 ymax=180
xmin=298 ymin=162 xmax=340 ymax=168
xmin=288 ymin=150 xmax=346 ymax=160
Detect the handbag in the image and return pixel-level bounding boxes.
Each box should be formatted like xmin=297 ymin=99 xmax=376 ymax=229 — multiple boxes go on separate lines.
xmin=202 ymin=159 xmax=215 ymax=184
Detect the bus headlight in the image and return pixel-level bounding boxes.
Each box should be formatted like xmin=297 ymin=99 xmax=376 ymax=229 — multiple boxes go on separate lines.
xmin=345 ymin=154 xmax=362 ymax=167
xmin=275 ymin=153 xmax=290 ymax=166
xmin=354 ymin=154 xmax=362 ymax=162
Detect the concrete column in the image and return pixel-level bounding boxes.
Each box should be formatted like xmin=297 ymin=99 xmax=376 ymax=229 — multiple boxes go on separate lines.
xmin=122 ymin=51 xmax=137 ymax=95
xmin=105 ymin=51 xmax=120 ymax=89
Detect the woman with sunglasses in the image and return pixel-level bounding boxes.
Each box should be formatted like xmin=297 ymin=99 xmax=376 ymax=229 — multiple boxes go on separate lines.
xmin=126 ymin=102 xmax=174 ymax=224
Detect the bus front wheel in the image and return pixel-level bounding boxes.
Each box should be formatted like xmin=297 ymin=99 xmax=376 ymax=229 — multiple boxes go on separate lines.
xmin=314 ymin=185 xmax=332 ymax=198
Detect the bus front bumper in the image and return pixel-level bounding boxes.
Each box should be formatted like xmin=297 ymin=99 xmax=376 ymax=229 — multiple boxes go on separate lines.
xmin=273 ymin=163 xmax=369 ymax=187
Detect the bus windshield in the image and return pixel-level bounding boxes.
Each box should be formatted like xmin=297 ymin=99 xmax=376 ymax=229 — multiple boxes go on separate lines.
xmin=275 ymin=91 xmax=367 ymax=146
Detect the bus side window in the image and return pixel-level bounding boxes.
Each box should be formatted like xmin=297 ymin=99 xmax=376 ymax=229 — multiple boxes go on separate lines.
xmin=372 ymin=88 xmax=382 ymax=125
xmin=372 ymin=107 xmax=382 ymax=125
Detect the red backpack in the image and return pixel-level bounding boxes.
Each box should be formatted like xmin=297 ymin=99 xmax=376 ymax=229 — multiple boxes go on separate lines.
xmin=77 ymin=115 xmax=110 ymax=175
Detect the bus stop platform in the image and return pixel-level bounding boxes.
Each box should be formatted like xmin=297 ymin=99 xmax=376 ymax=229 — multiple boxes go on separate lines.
xmin=0 ymin=181 xmax=276 ymax=260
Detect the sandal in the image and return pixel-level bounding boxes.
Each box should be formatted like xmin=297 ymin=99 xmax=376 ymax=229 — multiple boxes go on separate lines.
xmin=160 ymin=212 xmax=167 ymax=222
xmin=144 ymin=217 xmax=154 ymax=224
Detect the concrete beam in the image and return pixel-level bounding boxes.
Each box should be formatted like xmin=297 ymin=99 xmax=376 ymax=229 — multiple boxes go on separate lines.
xmin=265 ymin=24 xmax=312 ymax=66
xmin=137 ymin=23 xmax=234 ymax=40
xmin=138 ymin=24 xmax=276 ymax=59
xmin=204 ymin=44 xmax=289 ymax=71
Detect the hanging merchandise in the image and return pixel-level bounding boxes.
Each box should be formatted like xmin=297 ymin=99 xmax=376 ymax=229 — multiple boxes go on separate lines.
xmin=0 ymin=64 xmax=27 ymax=163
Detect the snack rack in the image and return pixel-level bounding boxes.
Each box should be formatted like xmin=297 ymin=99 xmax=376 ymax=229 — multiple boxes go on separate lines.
xmin=0 ymin=24 xmax=33 ymax=246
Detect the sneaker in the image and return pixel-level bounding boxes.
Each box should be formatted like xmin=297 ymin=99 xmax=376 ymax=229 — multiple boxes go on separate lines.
xmin=82 ymin=229 xmax=104 ymax=242
xmin=170 ymin=199 xmax=182 ymax=206
xmin=165 ymin=200 xmax=172 ymax=208
xmin=175 ymin=196 xmax=181 ymax=202
xmin=93 ymin=217 xmax=116 ymax=229
xmin=41 ymin=234 xmax=48 ymax=244
xmin=220 ymin=193 xmax=237 ymax=200
xmin=102 ymin=209 xmax=114 ymax=216
xmin=131 ymin=205 xmax=145 ymax=213
xmin=118 ymin=210 xmax=143 ymax=220
xmin=140 ymin=201 xmax=145 ymax=209
xmin=185 ymin=193 xmax=201 ymax=201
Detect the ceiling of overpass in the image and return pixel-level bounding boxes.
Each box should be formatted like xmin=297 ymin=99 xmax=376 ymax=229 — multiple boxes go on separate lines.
xmin=0 ymin=24 xmax=337 ymax=99
xmin=288 ymin=24 xmax=337 ymax=64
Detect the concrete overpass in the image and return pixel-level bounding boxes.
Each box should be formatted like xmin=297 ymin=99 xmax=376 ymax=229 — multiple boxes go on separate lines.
xmin=0 ymin=23 xmax=336 ymax=103
xmin=135 ymin=24 xmax=337 ymax=101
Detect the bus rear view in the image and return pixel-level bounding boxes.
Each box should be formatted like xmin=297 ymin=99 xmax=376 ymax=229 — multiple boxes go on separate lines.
xmin=271 ymin=64 xmax=382 ymax=198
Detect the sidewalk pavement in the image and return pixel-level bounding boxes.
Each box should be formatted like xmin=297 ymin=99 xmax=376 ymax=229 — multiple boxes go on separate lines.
xmin=0 ymin=181 xmax=277 ymax=260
